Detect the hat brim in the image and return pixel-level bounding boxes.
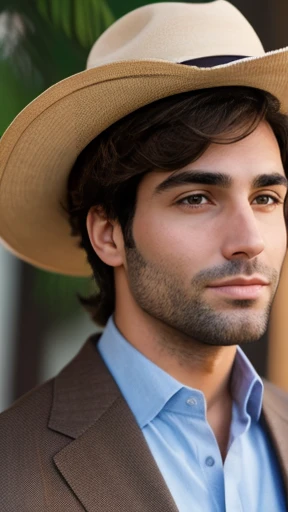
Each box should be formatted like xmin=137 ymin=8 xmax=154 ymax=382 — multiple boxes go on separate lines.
xmin=1 ymin=50 xmax=288 ymax=277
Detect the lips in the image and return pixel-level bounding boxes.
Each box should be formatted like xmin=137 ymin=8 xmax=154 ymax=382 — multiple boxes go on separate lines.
xmin=206 ymin=276 xmax=269 ymax=299
xmin=208 ymin=276 xmax=269 ymax=287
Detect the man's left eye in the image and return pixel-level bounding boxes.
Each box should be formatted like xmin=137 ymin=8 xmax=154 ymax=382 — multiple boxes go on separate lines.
xmin=253 ymin=195 xmax=280 ymax=205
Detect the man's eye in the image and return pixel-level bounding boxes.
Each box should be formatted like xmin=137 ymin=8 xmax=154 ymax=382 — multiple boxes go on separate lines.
xmin=253 ymin=195 xmax=280 ymax=205
xmin=178 ymin=194 xmax=209 ymax=206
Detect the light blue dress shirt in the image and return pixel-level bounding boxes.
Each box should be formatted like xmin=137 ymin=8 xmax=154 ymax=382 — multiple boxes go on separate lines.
xmin=98 ymin=316 xmax=286 ymax=511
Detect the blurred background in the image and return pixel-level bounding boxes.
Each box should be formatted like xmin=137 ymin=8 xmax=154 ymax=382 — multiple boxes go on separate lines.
xmin=1 ymin=0 xmax=288 ymax=413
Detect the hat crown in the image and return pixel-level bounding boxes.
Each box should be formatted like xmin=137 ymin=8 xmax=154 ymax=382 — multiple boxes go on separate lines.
xmin=87 ymin=0 xmax=264 ymax=69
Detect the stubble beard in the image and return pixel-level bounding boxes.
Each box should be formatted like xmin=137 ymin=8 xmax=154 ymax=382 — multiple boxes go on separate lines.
xmin=125 ymin=244 xmax=279 ymax=348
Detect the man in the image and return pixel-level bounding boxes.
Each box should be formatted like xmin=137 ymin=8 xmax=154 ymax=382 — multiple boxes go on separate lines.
xmin=0 ymin=1 xmax=288 ymax=511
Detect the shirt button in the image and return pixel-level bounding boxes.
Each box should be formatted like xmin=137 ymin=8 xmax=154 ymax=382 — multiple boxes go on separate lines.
xmin=205 ymin=456 xmax=215 ymax=467
xmin=186 ymin=397 xmax=197 ymax=406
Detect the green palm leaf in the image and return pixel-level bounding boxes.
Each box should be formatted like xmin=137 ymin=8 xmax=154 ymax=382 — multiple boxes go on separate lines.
xmin=35 ymin=0 xmax=115 ymax=49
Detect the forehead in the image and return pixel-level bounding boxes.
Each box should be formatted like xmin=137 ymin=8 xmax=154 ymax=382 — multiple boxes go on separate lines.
xmin=188 ymin=120 xmax=282 ymax=171
xmin=140 ymin=121 xmax=286 ymax=195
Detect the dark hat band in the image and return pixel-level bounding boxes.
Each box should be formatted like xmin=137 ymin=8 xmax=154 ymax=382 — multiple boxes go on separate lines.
xmin=180 ymin=55 xmax=249 ymax=67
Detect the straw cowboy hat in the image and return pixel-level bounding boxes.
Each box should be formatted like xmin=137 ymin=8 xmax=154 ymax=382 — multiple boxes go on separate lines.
xmin=1 ymin=0 xmax=288 ymax=277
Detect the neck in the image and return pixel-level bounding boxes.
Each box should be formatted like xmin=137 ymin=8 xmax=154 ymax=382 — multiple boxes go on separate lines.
xmin=114 ymin=305 xmax=237 ymax=410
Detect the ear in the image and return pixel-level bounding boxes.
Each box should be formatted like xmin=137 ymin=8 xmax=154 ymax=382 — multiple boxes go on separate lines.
xmin=86 ymin=207 xmax=124 ymax=267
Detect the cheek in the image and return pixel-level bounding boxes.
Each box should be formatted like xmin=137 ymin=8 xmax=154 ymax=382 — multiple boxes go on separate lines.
xmin=262 ymin=218 xmax=287 ymax=266
xmin=132 ymin=210 xmax=216 ymax=270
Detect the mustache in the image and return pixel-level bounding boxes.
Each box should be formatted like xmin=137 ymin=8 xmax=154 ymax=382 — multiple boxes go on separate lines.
xmin=191 ymin=259 xmax=279 ymax=287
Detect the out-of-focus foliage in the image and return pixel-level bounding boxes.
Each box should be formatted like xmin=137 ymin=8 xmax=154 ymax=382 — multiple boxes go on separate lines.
xmin=36 ymin=0 xmax=115 ymax=48
xmin=0 ymin=0 xmax=115 ymax=133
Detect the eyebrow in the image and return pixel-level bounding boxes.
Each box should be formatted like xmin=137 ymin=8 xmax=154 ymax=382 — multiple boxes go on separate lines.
xmin=252 ymin=173 xmax=288 ymax=188
xmin=153 ymin=170 xmax=288 ymax=195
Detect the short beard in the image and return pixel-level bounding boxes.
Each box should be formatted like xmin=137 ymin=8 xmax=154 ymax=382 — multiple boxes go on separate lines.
xmin=125 ymin=242 xmax=279 ymax=348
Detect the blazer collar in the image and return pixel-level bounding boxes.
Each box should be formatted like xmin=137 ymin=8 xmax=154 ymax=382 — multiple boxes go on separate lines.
xmin=49 ymin=334 xmax=118 ymax=439
xmin=49 ymin=336 xmax=288 ymax=511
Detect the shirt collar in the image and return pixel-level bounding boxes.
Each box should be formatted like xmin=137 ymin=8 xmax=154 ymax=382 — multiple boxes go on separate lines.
xmin=232 ymin=346 xmax=263 ymax=422
xmin=98 ymin=315 xmax=263 ymax=428
xmin=98 ymin=316 xmax=181 ymax=428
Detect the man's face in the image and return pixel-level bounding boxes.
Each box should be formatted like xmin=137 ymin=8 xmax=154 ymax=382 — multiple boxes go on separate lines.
xmin=123 ymin=121 xmax=288 ymax=346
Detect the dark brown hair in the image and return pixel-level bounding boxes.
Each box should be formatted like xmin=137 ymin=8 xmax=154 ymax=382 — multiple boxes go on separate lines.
xmin=67 ymin=86 xmax=288 ymax=326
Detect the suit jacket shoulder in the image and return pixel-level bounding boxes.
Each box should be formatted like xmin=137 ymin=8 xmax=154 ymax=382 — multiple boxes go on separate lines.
xmin=0 ymin=377 xmax=87 ymax=511
xmin=263 ymin=377 xmax=288 ymax=410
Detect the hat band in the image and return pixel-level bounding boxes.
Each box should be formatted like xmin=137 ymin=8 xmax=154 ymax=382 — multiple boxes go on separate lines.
xmin=180 ymin=55 xmax=249 ymax=67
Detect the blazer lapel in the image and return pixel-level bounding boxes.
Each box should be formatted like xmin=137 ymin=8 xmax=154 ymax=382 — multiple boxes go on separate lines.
xmin=49 ymin=336 xmax=178 ymax=512
xmin=262 ymin=380 xmax=288 ymax=499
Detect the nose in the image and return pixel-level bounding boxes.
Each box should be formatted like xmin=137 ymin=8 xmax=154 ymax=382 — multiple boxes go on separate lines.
xmin=221 ymin=205 xmax=265 ymax=261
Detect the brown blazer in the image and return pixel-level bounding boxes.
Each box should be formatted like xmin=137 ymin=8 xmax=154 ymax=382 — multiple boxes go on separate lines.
xmin=0 ymin=334 xmax=288 ymax=511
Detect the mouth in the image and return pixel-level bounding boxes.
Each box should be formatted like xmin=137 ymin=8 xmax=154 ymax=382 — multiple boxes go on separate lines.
xmin=206 ymin=276 xmax=269 ymax=300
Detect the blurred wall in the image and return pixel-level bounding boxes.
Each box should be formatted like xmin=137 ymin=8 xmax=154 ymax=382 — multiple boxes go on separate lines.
xmin=0 ymin=248 xmax=19 ymax=411
xmin=232 ymin=0 xmax=288 ymax=52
